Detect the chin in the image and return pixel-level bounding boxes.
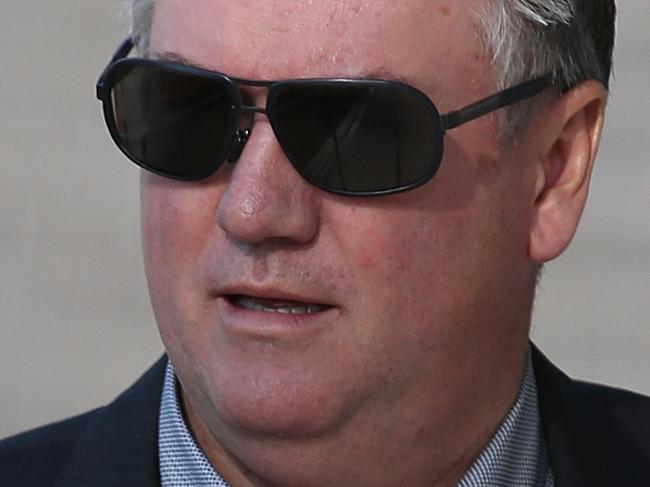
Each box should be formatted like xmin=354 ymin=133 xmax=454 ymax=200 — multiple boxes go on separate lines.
xmin=198 ymin=362 xmax=360 ymax=441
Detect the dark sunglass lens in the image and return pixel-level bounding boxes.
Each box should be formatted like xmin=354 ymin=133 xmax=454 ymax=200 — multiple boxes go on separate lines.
xmin=272 ymin=82 xmax=441 ymax=193
xmin=108 ymin=63 xmax=236 ymax=179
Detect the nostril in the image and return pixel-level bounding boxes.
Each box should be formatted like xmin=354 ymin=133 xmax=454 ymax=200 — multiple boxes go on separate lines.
xmin=227 ymin=128 xmax=252 ymax=163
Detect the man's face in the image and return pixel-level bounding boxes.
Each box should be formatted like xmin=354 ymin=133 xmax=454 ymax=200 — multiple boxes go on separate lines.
xmin=143 ymin=0 xmax=538 ymax=447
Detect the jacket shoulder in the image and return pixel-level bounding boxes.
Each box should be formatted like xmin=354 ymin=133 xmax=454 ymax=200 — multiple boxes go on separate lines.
xmin=0 ymin=356 xmax=166 ymax=487
xmin=533 ymin=345 xmax=650 ymax=486
xmin=576 ymin=380 xmax=650 ymax=448
xmin=0 ymin=408 xmax=103 ymax=485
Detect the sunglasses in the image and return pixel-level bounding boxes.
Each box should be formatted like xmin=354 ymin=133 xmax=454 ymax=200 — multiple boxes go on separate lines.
xmin=97 ymin=38 xmax=553 ymax=196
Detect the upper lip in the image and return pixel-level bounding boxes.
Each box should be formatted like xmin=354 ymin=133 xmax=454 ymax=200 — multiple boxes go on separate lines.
xmin=216 ymin=284 xmax=336 ymax=307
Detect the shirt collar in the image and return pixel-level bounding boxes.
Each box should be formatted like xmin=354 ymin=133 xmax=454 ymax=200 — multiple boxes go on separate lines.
xmin=158 ymin=362 xmax=231 ymax=487
xmin=457 ymin=351 xmax=554 ymax=487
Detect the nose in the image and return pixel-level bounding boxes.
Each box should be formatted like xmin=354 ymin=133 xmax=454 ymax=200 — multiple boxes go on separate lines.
xmin=216 ymin=121 xmax=320 ymax=245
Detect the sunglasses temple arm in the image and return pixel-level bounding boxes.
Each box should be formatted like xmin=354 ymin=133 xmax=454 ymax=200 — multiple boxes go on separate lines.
xmin=111 ymin=38 xmax=135 ymax=63
xmin=440 ymin=74 xmax=554 ymax=131
xmin=96 ymin=38 xmax=135 ymax=99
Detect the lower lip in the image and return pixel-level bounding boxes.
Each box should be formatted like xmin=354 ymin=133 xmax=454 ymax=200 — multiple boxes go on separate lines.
xmin=216 ymin=297 xmax=338 ymax=337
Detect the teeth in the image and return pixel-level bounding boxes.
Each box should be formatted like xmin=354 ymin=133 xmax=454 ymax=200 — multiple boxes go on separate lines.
xmin=236 ymin=296 xmax=325 ymax=314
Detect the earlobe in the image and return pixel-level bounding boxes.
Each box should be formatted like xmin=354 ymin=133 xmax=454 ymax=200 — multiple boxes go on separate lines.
xmin=528 ymin=80 xmax=607 ymax=263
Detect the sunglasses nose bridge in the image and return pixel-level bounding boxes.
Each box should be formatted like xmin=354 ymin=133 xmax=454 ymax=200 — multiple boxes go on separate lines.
xmin=242 ymin=105 xmax=267 ymax=115
xmin=227 ymin=105 xmax=268 ymax=163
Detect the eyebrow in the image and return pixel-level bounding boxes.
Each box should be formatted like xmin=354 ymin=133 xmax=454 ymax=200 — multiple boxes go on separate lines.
xmin=147 ymin=49 xmax=413 ymax=85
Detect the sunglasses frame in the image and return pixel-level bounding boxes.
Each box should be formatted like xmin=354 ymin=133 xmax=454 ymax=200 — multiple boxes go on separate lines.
xmin=97 ymin=38 xmax=554 ymax=196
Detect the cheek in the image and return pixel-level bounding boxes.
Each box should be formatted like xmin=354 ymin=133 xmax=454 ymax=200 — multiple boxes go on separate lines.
xmin=354 ymin=223 xmax=410 ymax=273
xmin=329 ymin=209 xmax=473 ymax=403
xmin=349 ymin=209 xmax=464 ymax=291
xmin=141 ymin=176 xmax=219 ymax=271
xmin=340 ymin=209 xmax=453 ymax=340
xmin=140 ymin=176 xmax=223 ymax=335
xmin=337 ymin=193 xmax=514 ymax=355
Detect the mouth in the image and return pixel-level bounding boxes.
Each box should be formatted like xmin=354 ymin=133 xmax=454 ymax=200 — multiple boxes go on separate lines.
xmin=226 ymin=295 xmax=333 ymax=315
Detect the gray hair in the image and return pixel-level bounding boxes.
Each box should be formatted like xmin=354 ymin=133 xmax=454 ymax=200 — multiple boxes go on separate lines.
xmin=120 ymin=0 xmax=154 ymax=54
xmin=120 ymin=0 xmax=615 ymax=134
xmin=479 ymin=0 xmax=616 ymax=134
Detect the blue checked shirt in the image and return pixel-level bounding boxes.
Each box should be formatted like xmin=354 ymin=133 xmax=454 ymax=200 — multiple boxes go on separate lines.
xmin=159 ymin=353 xmax=555 ymax=487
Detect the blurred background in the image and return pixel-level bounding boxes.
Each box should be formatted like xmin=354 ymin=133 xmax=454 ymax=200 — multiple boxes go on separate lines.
xmin=1 ymin=1 xmax=648 ymax=438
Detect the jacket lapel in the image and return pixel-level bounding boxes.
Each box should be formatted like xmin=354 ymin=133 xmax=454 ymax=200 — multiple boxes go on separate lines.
xmin=56 ymin=356 xmax=167 ymax=487
xmin=533 ymin=345 xmax=650 ymax=487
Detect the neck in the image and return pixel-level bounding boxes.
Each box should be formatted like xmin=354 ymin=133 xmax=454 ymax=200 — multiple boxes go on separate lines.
xmin=181 ymin=342 xmax=529 ymax=487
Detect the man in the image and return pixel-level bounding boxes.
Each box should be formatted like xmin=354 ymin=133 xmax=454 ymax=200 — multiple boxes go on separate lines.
xmin=1 ymin=0 xmax=648 ymax=485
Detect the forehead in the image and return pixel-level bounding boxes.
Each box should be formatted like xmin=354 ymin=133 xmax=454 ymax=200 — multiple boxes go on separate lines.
xmin=150 ymin=0 xmax=487 ymax=92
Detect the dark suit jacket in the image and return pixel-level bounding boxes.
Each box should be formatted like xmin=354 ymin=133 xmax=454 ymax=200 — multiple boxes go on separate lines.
xmin=2 ymin=346 xmax=649 ymax=486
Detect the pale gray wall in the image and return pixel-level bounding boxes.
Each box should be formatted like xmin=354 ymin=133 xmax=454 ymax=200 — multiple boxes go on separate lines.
xmin=1 ymin=1 xmax=648 ymax=438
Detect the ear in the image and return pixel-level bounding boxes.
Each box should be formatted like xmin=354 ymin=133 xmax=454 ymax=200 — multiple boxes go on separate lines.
xmin=528 ymin=80 xmax=607 ymax=263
